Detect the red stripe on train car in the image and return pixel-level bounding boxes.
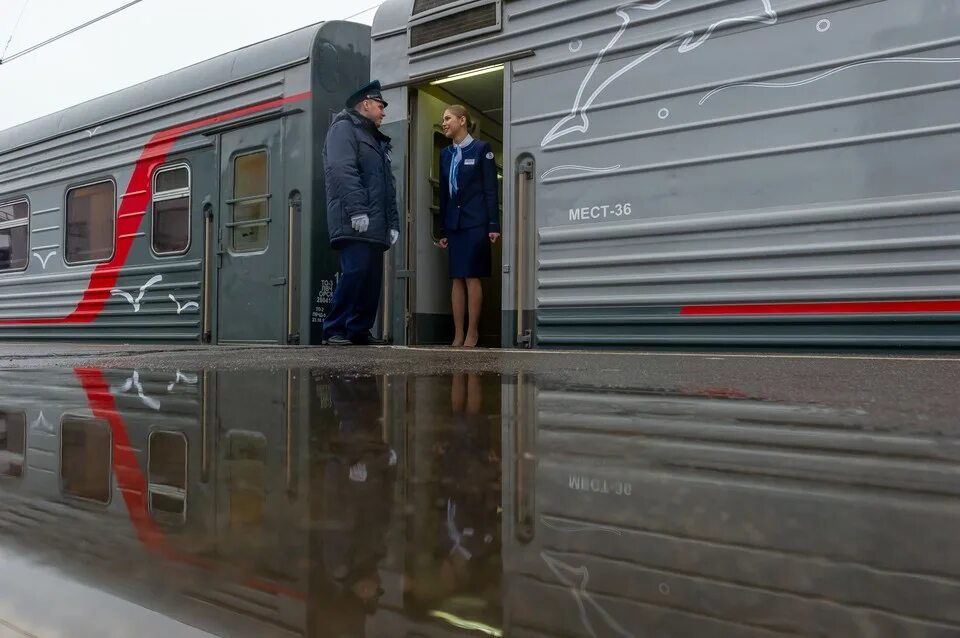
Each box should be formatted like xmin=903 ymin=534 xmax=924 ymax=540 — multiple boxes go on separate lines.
xmin=680 ymin=299 xmax=960 ymax=316
xmin=0 ymin=92 xmax=311 ymax=326
xmin=74 ymin=367 xmax=306 ymax=601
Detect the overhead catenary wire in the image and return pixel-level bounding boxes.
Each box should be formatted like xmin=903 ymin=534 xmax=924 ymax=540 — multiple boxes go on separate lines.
xmin=0 ymin=0 xmax=384 ymax=66
xmin=0 ymin=0 xmax=147 ymax=65
xmin=1 ymin=0 xmax=31 ymax=60
xmin=341 ymin=1 xmax=386 ymax=23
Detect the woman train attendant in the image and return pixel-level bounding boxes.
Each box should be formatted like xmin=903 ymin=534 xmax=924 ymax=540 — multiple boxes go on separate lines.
xmin=438 ymin=105 xmax=501 ymax=348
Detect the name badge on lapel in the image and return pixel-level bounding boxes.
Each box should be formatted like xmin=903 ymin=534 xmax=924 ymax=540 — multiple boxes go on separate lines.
xmin=464 ymin=159 xmax=476 ymax=166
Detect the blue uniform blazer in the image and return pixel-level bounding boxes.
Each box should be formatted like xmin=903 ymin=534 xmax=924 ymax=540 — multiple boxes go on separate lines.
xmin=438 ymin=139 xmax=500 ymax=238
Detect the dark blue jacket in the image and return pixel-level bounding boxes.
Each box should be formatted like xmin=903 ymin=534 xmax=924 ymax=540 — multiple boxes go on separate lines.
xmin=439 ymin=139 xmax=500 ymax=238
xmin=323 ymin=109 xmax=400 ymax=249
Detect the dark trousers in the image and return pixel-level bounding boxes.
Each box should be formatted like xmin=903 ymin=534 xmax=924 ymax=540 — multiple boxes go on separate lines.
xmin=324 ymin=241 xmax=384 ymax=341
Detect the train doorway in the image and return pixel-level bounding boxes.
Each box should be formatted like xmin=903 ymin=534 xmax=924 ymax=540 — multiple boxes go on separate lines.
xmin=404 ymin=65 xmax=505 ymax=347
xmin=216 ymin=121 xmax=288 ymax=344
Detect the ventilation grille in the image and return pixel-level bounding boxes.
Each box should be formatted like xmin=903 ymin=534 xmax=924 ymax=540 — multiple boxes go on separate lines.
xmin=409 ymin=2 xmax=500 ymax=51
xmin=412 ymin=0 xmax=461 ymax=15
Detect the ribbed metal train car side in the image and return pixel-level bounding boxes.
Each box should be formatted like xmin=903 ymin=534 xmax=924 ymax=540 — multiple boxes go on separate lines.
xmin=503 ymin=382 xmax=960 ymax=637
xmin=373 ymin=0 xmax=960 ymax=347
xmin=0 ymin=21 xmax=370 ymax=344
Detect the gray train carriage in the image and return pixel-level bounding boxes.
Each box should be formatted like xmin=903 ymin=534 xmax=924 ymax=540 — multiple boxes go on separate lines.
xmin=371 ymin=0 xmax=960 ymax=348
xmin=0 ymin=21 xmax=370 ymax=345
xmin=502 ymin=380 xmax=960 ymax=637
xmin=0 ymin=367 xmax=317 ymax=636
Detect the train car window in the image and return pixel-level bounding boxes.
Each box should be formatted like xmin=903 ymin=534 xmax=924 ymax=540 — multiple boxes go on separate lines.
xmin=0 ymin=410 xmax=26 ymax=478
xmin=152 ymin=165 xmax=191 ymax=255
xmin=148 ymin=431 xmax=187 ymax=524
xmin=65 ymin=181 xmax=115 ymax=264
xmin=231 ymin=151 xmax=269 ymax=252
xmin=0 ymin=200 xmax=29 ymax=272
xmin=60 ymin=416 xmax=111 ymax=503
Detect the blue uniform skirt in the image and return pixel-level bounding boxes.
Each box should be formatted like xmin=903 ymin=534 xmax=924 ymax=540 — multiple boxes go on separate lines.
xmin=447 ymin=225 xmax=491 ymax=279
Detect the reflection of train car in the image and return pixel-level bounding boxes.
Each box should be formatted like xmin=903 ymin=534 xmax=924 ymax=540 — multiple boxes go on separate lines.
xmin=0 ymin=368 xmax=313 ymax=637
xmin=505 ymin=380 xmax=960 ymax=637
xmin=20 ymin=368 xmax=958 ymax=637
xmin=0 ymin=368 xmax=503 ymax=637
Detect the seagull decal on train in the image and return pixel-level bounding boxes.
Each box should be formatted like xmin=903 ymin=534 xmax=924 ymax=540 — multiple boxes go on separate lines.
xmin=110 ymin=274 xmax=162 ymax=312
xmin=31 ymin=250 xmax=56 ymax=270
xmin=113 ymin=370 xmax=161 ymax=411
xmin=168 ymin=294 xmax=199 ymax=315
xmin=30 ymin=410 xmax=54 ymax=433
xmin=541 ymin=552 xmax=634 ymax=638
xmin=541 ymin=0 xmax=777 ymax=148
xmin=166 ymin=369 xmax=198 ymax=392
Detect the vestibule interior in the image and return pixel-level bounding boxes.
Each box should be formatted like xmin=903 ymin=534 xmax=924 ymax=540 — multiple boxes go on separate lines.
xmin=409 ymin=66 xmax=504 ymax=347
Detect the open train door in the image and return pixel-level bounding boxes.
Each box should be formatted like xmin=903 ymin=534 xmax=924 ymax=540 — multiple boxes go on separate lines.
xmin=393 ymin=68 xmax=507 ymax=347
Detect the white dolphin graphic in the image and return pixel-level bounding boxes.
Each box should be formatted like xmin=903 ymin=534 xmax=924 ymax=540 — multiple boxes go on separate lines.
xmin=542 ymin=0 xmax=777 ymax=147
xmin=541 ymin=516 xmax=623 ymax=536
xmin=700 ymin=54 xmax=960 ymax=104
xmin=541 ymin=552 xmax=634 ymax=638
xmin=111 ymin=274 xmax=163 ymax=312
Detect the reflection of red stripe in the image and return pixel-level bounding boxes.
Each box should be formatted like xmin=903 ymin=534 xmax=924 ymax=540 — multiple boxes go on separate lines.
xmin=2 ymin=92 xmax=311 ymax=326
xmin=74 ymin=367 xmax=163 ymax=548
xmin=73 ymin=368 xmax=305 ymax=601
xmin=681 ymin=299 xmax=960 ymax=316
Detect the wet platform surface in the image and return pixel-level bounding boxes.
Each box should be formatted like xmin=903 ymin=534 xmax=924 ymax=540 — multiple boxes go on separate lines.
xmin=0 ymin=349 xmax=957 ymax=636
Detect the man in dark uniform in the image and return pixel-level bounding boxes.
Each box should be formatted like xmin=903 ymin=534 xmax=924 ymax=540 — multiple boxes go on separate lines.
xmin=323 ymin=80 xmax=400 ymax=346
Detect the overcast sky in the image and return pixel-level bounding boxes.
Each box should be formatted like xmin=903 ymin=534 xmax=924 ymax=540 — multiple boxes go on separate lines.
xmin=0 ymin=0 xmax=381 ymax=131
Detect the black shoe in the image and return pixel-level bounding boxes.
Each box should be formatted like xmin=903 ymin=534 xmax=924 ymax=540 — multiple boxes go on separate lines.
xmin=326 ymin=335 xmax=353 ymax=346
xmin=365 ymin=333 xmax=389 ymax=346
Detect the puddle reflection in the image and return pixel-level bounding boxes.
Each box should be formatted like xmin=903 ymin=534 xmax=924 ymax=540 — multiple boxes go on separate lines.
xmin=0 ymin=367 xmax=957 ymax=637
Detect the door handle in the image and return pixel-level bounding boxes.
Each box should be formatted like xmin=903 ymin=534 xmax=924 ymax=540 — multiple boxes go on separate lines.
xmin=271 ymin=276 xmax=287 ymax=286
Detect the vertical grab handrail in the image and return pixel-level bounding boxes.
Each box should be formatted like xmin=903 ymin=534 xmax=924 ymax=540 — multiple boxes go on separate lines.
xmin=285 ymin=368 xmax=295 ymax=495
xmin=286 ymin=194 xmax=301 ymax=344
xmin=287 ymin=203 xmax=296 ymax=341
xmin=202 ymin=204 xmax=213 ymax=343
xmin=515 ymin=158 xmax=535 ymax=347
xmin=201 ymin=369 xmax=210 ymax=483
xmin=514 ymin=371 xmax=535 ymax=543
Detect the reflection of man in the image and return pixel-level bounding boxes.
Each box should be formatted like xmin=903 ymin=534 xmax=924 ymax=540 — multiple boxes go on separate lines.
xmin=316 ymin=375 xmax=396 ymax=636
xmin=322 ymin=80 xmax=400 ymax=346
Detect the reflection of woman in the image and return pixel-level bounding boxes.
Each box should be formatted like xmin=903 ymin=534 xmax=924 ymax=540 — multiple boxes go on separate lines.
xmin=439 ymin=373 xmax=499 ymax=590
xmin=438 ymin=105 xmax=501 ymax=348
xmin=406 ymin=373 xmax=501 ymax=616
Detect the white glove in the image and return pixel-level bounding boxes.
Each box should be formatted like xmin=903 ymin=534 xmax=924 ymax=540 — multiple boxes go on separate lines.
xmin=348 ymin=462 xmax=368 ymax=483
xmin=390 ymin=229 xmax=399 ymax=245
xmin=350 ymin=214 xmax=369 ymax=233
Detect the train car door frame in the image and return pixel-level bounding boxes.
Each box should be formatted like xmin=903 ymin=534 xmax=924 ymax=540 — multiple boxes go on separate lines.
xmin=397 ymin=61 xmax=516 ymax=348
xmin=213 ymin=119 xmax=289 ymax=344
